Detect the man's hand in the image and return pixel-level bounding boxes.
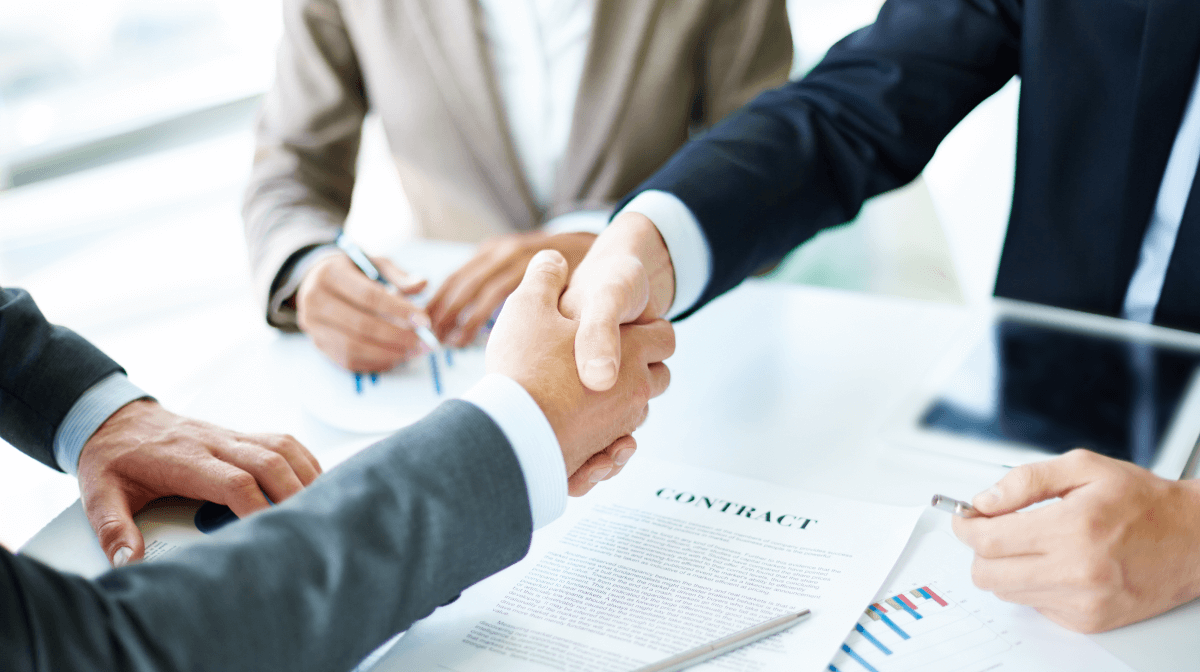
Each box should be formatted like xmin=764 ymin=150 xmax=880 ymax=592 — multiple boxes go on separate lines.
xmin=77 ymin=400 xmax=322 ymax=567
xmin=427 ymin=232 xmax=596 ymax=348
xmin=296 ymin=253 xmax=429 ymax=372
xmin=487 ymin=249 xmax=675 ymax=496
xmin=952 ymin=449 xmax=1200 ymax=633
xmin=560 ymin=212 xmax=676 ymax=391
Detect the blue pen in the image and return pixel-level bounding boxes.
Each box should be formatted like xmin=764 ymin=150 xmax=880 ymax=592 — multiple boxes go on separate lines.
xmin=335 ymin=234 xmax=446 ymax=395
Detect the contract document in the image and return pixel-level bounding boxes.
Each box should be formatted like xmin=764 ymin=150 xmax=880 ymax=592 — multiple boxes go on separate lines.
xmin=830 ymin=511 xmax=1135 ymax=672
xmin=368 ymin=457 xmax=923 ymax=672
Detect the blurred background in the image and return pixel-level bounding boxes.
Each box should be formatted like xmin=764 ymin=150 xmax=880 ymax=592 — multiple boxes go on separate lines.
xmin=0 ymin=0 xmax=1018 ymax=549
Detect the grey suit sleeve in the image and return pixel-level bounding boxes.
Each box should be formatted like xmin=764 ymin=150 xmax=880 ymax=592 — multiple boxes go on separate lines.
xmin=0 ymin=399 xmax=534 ymax=672
xmin=0 ymin=287 xmax=125 ymax=471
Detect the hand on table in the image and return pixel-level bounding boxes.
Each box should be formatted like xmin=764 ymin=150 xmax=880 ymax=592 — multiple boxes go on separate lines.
xmin=296 ymin=253 xmax=429 ymax=372
xmin=559 ymin=212 xmax=676 ymax=391
xmin=427 ymin=231 xmax=596 ymax=348
xmin=952 ymin=449 xmax=1200 ymax=633
xmin=77 ymin=399 xmax=322 ymax=567
xmin=487 ymin=250 xmax=675 ymax=496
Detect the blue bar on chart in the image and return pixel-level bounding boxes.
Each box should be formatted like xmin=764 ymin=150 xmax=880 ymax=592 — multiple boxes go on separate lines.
xmin=840 ymin=644 xmax=880 ymax=672
xmin=855 ymin=623 xmax=892 ymax=655
xmin=867 ymin=604 xmax=910 ymax=640
xmin=893 ymin=593 xmax=922 ymax=620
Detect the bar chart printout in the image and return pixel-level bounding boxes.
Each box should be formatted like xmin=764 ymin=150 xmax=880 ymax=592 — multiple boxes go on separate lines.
xmin=828 ymin=582 xmax=1011 ymax=672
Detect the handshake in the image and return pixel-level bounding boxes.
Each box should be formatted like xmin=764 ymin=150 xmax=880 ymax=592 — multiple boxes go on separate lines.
xmin=485 ymin=245 xmax=674 ymax=496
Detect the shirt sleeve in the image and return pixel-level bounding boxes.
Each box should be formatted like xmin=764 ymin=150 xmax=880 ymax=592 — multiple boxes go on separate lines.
xmin=461 ymin=373 xmax=567 ymax=528
xmin=615 ymin=190 xmax=713 ymax=320
xmin=53 ymin=373 xmax=151 ymax=476
xmin=267 ymin=244 xmax=343 ymax=326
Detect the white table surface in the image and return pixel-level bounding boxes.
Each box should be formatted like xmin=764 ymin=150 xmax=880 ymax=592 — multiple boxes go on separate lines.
xmin=21 ymin=256 xmax=1200 ymax=671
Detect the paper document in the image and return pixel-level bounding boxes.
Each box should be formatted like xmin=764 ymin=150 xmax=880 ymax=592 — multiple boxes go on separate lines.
xmin=280 ymin=333 xmax=487 ymax=434
xmin=830 ymin=511 xmax=1134 ymax=672
xmin=368 ymin=457 xmax=923 ymax=672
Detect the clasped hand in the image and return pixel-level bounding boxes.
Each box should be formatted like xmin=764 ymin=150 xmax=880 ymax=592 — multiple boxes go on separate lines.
xmin=485 ymin=249 xmax=674 ymax=496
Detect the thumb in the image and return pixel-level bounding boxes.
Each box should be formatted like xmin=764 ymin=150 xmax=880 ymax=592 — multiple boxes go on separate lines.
xmin=573 ymin=255 xmax=649 ymax=391
xmin=373 ymin=257 xmax=427 ymax=294
xmin=510 ymin=249 xmax=570 ymax=310
xmin=972 ymin=449 xmax=1100 ymax=515
xmin=83 ymin=483 xmax=146 ymax=568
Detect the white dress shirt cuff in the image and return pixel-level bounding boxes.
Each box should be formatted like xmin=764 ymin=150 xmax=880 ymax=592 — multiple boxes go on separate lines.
xmin=616 ymin=190 xmax=712 ymax=319
xmin=268 ymin=244 xmax=343 ymax=319
xmin=53 ymin=373 xmax=151 ymax=476
xmin=462 ymin=373 xmax=567 ymax=529
xmin=541 ymin=210 xmax=610 ymax=236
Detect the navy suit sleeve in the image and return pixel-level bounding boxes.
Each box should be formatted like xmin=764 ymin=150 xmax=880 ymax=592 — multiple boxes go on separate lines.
xmin=1 ymin=400 xmax=533 ymax=672
xmin=0 ymin=287 xmax=124 ymax=470
xmin=623 ymin=0 xmax=1022 ymax=316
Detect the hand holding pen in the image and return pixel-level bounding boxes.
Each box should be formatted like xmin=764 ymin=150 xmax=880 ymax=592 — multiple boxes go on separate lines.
xmin=295 ymin=243 xmax=429 ymax=375
xmin=332 ymin=234 xmax=452 ymax=395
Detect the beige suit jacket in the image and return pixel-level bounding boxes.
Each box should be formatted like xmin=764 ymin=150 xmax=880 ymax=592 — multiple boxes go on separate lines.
xmin=244 ymin=0 xmax=793 ymax=328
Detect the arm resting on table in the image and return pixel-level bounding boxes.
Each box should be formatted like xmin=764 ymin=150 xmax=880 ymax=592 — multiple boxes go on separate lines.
xmin=1 ymin=400 xmax=534 ymax=672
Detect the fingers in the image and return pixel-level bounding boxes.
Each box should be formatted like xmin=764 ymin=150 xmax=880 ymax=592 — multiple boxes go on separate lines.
xmin=429 ymin=245 xmax=513 ymax=340
xmin=568 ymin=436 xmax=638 ymax=497
xmin=217 ymin=442 xmax=307 ymax=504
xmin=510 ymin=250 xmax=570 ymax=311
xmin=953 ymin=510 xmax=1046 ymax=558
xmin=249 ymin=433 xmax=322 ymax=485
xmin=83 ymin=482 xmax=146 ymax=567
xmin=298 ymin=255 xmax=424 ymax=370
xmin=573 ymin=255 xmax=650 ymax=391
xmin=189 ymin=458 xmax=274 ymax=518
xmin=971 ymin=449 xmax=1105 ymax=515
xmin=969 ymin=554 xmax=1047 ymax=597
xmin=450 ymin=268 xmax=521 ymax=347
xmin=373 ymin=257 xmax=427 ymax=294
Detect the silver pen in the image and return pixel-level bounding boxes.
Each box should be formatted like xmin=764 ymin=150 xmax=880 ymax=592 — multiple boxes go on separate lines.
xmin=930 ymin=494 xmax=981 ymax=518
xmin=631 ymin=610 xmax=810 ymax=672
xmin=334 ymin=234 xmax=448 ymax=394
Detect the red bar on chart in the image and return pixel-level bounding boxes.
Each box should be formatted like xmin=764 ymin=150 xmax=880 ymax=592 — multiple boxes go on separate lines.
xmin=897 ymin=594 xmax=918 ymax=610
xmin=922 ymin=586 xmax=948 ymax=607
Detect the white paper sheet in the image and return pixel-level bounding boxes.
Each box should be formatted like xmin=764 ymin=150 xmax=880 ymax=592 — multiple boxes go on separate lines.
xmin=279 ymin=334 xmax=487 ymax=434
xmin=829 ymin=511 xmax=1135 ymax=672
xmin=368 ymin=457 xmax=923 ymax=672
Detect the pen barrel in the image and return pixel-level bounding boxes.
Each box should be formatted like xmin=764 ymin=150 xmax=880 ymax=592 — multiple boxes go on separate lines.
xmin=631 ymin=610 xmax=809 ymax=672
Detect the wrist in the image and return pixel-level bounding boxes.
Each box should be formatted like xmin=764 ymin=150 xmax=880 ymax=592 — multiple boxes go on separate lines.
xmin=1174 ymin=478 xmax=1200 ymax=599
xmin=601 ymin=212 xmax=675 ymax=318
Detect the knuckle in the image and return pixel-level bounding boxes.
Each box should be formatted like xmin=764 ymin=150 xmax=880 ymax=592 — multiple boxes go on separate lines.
xmin=974 ymin=534 xmax=1001 ymax=558
xmin=93 ymin=515 xmax=127 ymax=543
xmin=227 ymin=470 xmax=259 ymax=493
xmin=969 ymin=559 xmax=991 ymax=589
xmin=1072 ymin=595 xmax=1111 ymax=632
xmin=259 ymin=451 xmax=289 ymax=472
xmin=1006 ymin=463 xmax=1036 ymax=492
xmin=1076 ymin=556 xmax=1116 ymax=589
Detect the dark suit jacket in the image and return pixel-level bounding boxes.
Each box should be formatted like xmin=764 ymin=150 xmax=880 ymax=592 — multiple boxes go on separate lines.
xmin=624 ymin=0 xmax=1200 ymax=329
xmin=0 ymin=287 xmax=123 ymax=470
xmin=0 ymin=287 xmax=535 ymax=671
